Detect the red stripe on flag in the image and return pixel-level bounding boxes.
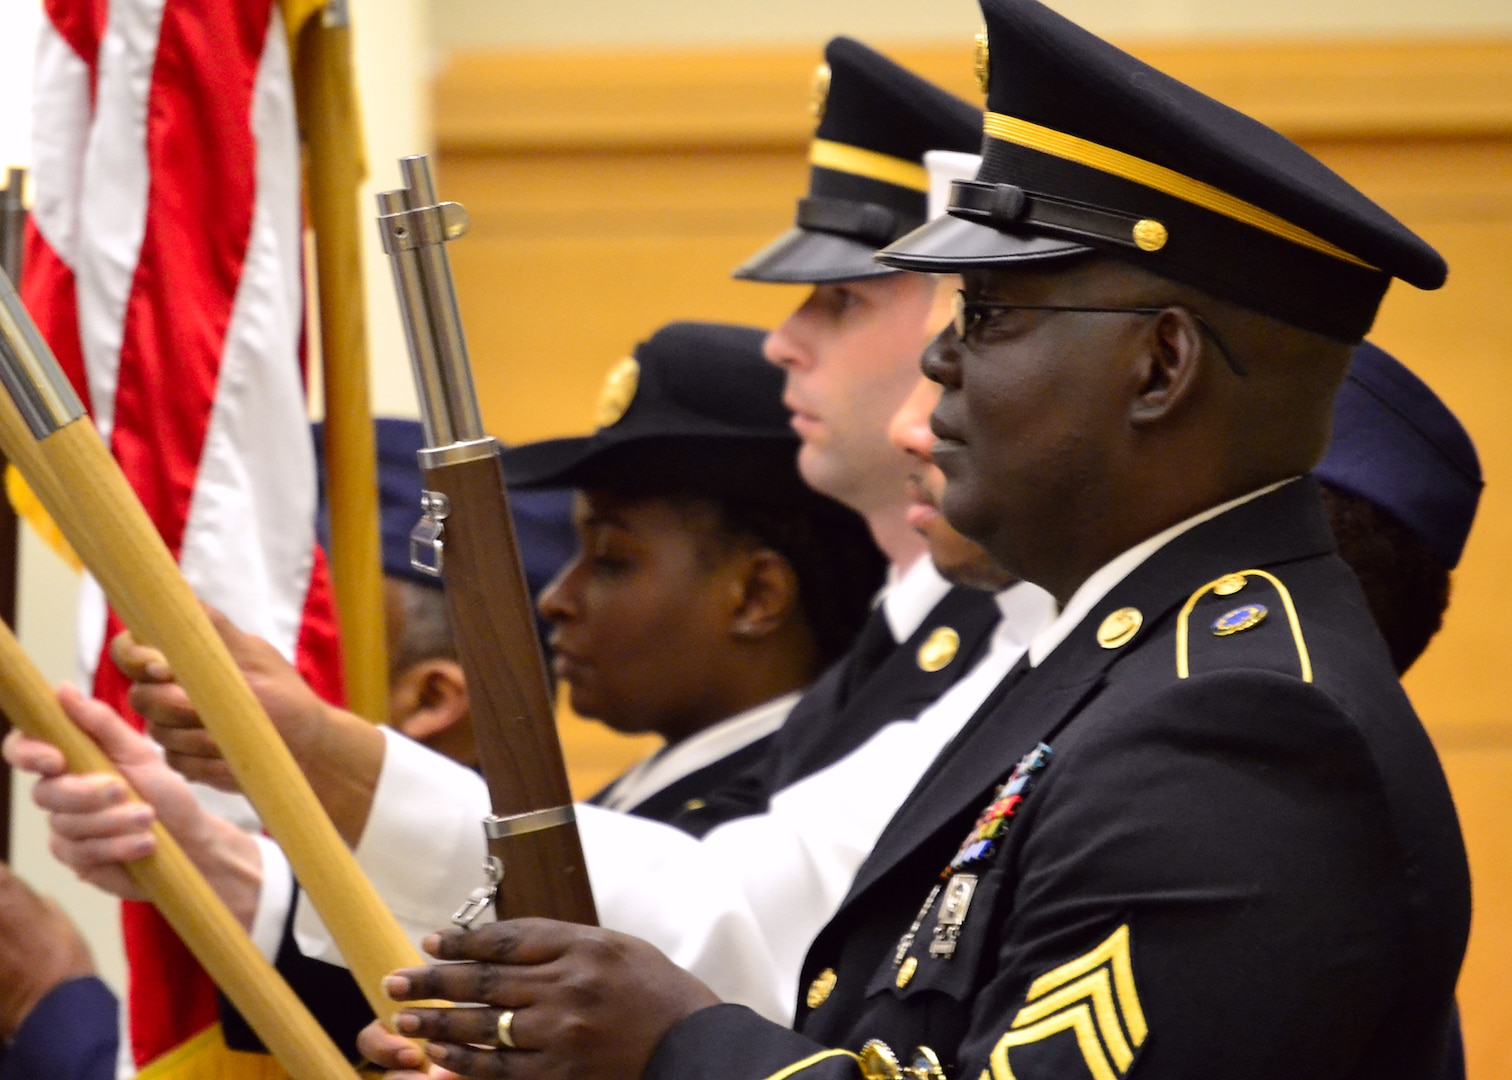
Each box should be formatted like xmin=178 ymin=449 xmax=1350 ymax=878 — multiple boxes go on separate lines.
xmin=19 ymin=224 xmax=94 ymax=415
xmin=110 ymin=0 xmax=273 ymax=558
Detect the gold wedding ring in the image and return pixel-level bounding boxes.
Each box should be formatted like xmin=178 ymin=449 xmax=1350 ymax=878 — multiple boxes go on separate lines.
xmin=496 ymin=1008 xmax=517 ymax=1049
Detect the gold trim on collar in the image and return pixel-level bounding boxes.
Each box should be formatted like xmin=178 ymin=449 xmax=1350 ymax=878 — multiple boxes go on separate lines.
xmin=810 ymin=139 xmax=930 ymax=192
xmin=981 ymin=112 xmax=1377 ymax=271
xmin=1176 ymin=568 xmax=1313 ymax=682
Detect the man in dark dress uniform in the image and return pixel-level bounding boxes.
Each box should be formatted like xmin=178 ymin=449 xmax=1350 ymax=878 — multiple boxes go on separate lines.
xmin=363 ymin=1 xmax=1471 ymax=1078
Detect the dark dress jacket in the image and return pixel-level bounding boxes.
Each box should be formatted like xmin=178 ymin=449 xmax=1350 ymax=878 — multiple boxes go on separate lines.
xmin=666 ymin=585 xmax=1003 ymax=836
xmin=0 ymin=977 xmax=118 ymax=1080
xmin=645 ymin=479 xmax=1471 ymax=1080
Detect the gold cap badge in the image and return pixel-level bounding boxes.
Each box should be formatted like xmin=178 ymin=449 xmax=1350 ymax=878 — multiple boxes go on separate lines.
xmin=917 ymin=627 xmax=961 ymax=672
xmin=1097 ymin=607 xmax=1143 ymax=649
xmin=1132 ymin=219 xmax=1168 ymax=251
xmin=594 ymin=356 xmax=639 ymax=428
xmin=811 ymin=62 xmax=831 ymax=121
xmin=973 ymin=30 xmax=990 ymax=94
xmin=806 ymin=968 xmax=838 ymax=1009
xmin=895 ymin=956 xmax=918 ymax=988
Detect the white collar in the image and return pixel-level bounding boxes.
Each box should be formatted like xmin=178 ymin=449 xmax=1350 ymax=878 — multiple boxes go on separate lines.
xmin=880 ymin=555 xmax=953 ymax=643
xmin=596 ymin=691 xmax=801 ymax=812
xmin=1027 ymin=479 xmax=1296 ymax=667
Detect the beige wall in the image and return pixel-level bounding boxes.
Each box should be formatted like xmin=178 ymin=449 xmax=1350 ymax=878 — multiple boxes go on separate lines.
xmin=430 ymin=0 xmax=1512 ymax=49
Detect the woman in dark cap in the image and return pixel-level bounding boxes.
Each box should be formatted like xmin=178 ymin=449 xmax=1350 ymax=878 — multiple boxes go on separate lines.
xmin=503 ymin=321 xmax=885 ymax=827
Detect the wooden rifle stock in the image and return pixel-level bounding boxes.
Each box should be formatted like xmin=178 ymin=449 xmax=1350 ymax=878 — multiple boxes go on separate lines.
xmin=0 ymin=618 xmax=361 ymax=1080
xmin=0 ymin=268 xmax=437 ymax=1031
xmin=377 ymin=155 xmax=597 ymax=925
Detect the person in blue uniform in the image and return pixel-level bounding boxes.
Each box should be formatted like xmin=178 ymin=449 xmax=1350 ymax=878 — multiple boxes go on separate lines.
xmin=356 ymin=2 xmax=1473 ymax=1078
xmin=0 ymin=860 xmax=114 ymax=1080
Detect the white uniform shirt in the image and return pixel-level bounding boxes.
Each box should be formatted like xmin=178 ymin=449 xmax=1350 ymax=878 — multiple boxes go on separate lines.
xmin=272 ymin=579 xmax=1057 ymax=1022
xmin=594 ymin=691 xmax=799 ymax=812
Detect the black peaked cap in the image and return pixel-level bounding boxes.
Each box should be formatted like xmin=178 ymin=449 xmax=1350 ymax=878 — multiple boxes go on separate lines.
xmin=878 ymin=0 xmax=1446 ymax=341
xmin=735 ymin=37 xmax=982 ymax=284
xmin=501 ymin=322 xmax=796 ymax=490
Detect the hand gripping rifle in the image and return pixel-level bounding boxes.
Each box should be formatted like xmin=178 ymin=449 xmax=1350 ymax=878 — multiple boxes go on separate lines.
xmin=376 ymin=155 xmax=597 ymax=926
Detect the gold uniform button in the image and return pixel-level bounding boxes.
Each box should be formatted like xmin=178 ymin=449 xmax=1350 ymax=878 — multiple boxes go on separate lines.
xmin=917 ymin=627 xmax=961 ymax=672
xmin=895 ymin=956 xmax=918 ymax=988
xmin=973 ymin=29 xmax=990 ymax=93
xmin=1097 ymin=607 xmax=1143 ymax=649
xmin=681 ymin=798 xmax=707 ymax=812
xmin=860 ymin=1040 xmax=903 ymax=1080
xmin=1212 ymin=573 xmax=1248 ymax=596
xmin=811 ymin=62 xmax=832 ymax=121
xmin=1132 ymin=218 xmax=1168 ymax=251
xmin=806 ymin=968 xmax=837 ymax=1009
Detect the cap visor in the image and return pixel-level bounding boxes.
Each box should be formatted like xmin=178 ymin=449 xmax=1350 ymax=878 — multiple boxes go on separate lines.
xmin=877 ymin=213 xmax=1092 ymax=273
xmin=733 ymin=226 xmax=895 ymax=284
xmin=500 ymin=437 xmax=594 ymax=490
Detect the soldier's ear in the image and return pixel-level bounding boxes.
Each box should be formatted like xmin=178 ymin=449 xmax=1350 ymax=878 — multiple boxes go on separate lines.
xmin=1128 ymin=307 xmax=1206 ymax=426
xmin=729 ymin=548 xmax=801 ymax=641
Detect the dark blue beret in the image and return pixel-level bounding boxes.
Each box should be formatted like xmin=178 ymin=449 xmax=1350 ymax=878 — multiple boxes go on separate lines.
xmin=1317 ymin=342 xmax=1481 ymax=569
xmin=313 ymin=418 xmax=575 ymax=598
xmin=500 ymin=322 xmax=797 ymax=490
xmin=735 ymin=37 xmax=982 ymax=284
xmin=879 ymin=0 xmax=1445 ymax=341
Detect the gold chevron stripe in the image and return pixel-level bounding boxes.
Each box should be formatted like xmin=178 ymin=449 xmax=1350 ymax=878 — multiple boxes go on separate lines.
xmin=1176 ymin=568 xmax=1313 ymax=682
xmin=1012 ymin=969 xmax=1136 ymax=1070
xmin=992 ymin=1004 xmax=1118 ymax=1080
xmin=809 ymin=139 xmax=929 ymax=192
xmin=982 ymin=112 xmax=1376 ymax=271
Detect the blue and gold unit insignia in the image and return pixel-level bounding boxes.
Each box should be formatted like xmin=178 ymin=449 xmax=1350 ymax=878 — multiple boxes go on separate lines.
xmin=1211 ymin=603 xmax=1267 ymax=636
xmin=991 ymin=925 xmax=1148 ymax=1080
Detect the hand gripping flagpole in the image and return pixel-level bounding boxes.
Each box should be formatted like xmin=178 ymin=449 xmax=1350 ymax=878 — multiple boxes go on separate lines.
xmin=0 ymin=617 xmax=361 ymax=1080
xmin=0 ymin=267 xmax=441 ymax=1034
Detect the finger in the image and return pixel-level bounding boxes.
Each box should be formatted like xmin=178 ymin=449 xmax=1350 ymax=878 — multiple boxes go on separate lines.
xmin=128 ymin=682 xmax=200 ymax=730
xmin=424 ymin=1041 xmax=523 ymax=1080
xmin=148 ymin=724 xmax=222 ymax=760
xmin=30 ymin=773 xmax=133 ymax=816
xmin=159 ymin=751 xmax=238 ymax=792
xmin=2 ymin=729 xmax=68 ymax=777
xmin=393 ymin=1005 xmax=522 ymax=1049
xmin=385 ymin=961 xmax=527 ymax=1008
xmin=58 ymin=686 xmax=163 ymax=770
xmin=355 ymin=1019 xmax=428 ymax=1072
xmin=109 ymin=629 xmax=172 ymax=682
xmin=425 ymin=917 xmax=585 ymax=966
xmin=51 ymin=827 xmax=156 ymax=871
xmin=47 ymin=798 xmax=154 ymax=844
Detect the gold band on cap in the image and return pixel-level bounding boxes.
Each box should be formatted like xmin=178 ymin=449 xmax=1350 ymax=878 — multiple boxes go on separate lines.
xmin=982 ymin=112 xmax=1378 ymax=271
xmin=810 ymin=140 xmax=929 ymax=192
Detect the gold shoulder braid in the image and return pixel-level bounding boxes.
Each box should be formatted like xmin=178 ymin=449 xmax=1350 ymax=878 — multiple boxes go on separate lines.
xmin=1174 ymin=568 xmax=1312 ymax=682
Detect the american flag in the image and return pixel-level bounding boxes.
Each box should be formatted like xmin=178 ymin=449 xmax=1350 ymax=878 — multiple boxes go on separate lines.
xmin=24 ymin=0 xmax=344 ymax=1071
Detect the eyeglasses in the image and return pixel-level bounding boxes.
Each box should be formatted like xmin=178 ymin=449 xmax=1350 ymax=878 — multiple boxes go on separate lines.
xmin=952 ymin=291 xmax=1246 ymax=376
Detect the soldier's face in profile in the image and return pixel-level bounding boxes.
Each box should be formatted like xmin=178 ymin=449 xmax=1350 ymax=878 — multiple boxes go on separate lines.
xmin=538 ymin=491 xmax=753 ymax=744
xmin=763 ymin=273 xmax=936 ymax=513
xmin=888 ymin=373 xmax=1011 ymax=592
xmin=924 ymin=262 xmax=1144 ymax=595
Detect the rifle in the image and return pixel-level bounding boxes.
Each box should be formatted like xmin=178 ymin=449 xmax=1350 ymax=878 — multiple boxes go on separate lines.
xmin=376 ymin=154 xmax=597 ymax=926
